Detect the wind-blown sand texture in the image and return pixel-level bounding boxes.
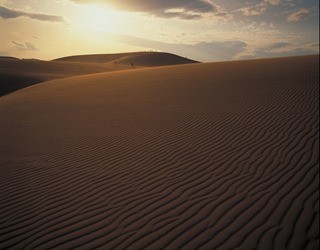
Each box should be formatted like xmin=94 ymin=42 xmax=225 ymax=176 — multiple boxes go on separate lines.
xmin=0 ymin=55 xmax=318 ymax=249
xmin=0 ymin=52 xmax=196 ymax=97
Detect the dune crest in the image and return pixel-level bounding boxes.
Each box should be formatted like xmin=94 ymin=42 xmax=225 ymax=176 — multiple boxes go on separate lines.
xmin=0 ymin=52 xmax=198 ymax=97
xmin=53 ymin=52 xmax=198 ymax=66
xmin=0 ymin=55 xmax=318 ymax=249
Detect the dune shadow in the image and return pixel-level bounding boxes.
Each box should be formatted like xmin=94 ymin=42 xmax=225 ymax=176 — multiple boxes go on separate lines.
xmin=0 ymin=74 xmax=43 ymax=97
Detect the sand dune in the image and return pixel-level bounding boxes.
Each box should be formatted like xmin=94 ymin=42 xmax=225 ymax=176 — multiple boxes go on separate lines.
xmin=0 ymin=55 xmax=318 ymax=249
xmin=115 ymin=53 xmax=198 ymax=67
xmin=1 ymin=52 xmax=197 ymax=97
xmin=54 ymin=52 xmax=145 ymax=63
xmin=54 ymin=52 xmax=198 ymax=66
xmin=0 ymin=56 xmax=19 ymax=60
xmin=0 ymin=58 xmax=131 ymax=97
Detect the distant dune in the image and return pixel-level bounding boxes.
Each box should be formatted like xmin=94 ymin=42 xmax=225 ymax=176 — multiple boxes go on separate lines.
xmin=0 ymin=58 xmax=124 ymax=97
xmin=54 ymin=52 xmax=141 ymax=63
xmin=0 ymin=55 xmax=318 ymax=249
xmin=54 ymin=52 xmax=199 ymax=66
xmin=0 ymin=52 xmax=198 ymax=97
xmin=115 ymin=52 xmax=198 ymax=67
xmin=0 ymin=56 xmax=19 ymax=60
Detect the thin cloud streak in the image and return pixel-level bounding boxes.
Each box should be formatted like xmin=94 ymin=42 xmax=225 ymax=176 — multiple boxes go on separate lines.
xmin=240 ymin=41 xmax=318 ymax=60
xmin=72 ymin=0 xmax=231 ymax=20
xmin=236 ymin=0 xmax=281 ymax=16
xmin=287 ymin=8 xmax=310 ymax=22
xmin=0 ymin=6 xmax=65 ymax=23
xmin=12 ymin=41 xmax=38 ymax=51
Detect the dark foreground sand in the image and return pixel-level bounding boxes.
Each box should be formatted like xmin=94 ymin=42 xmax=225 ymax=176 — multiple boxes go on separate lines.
xmin=0 ymin=55 xmax=318 ymax=249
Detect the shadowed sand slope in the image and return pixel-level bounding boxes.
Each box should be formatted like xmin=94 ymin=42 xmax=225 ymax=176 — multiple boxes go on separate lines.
xmin=0 ymin=58 xmax=132 ymax=97
xmin=0 ymin=55 xmax=318 ymax=249
xmin=54 ymin=52 xmax=199 ymax=66
xmin=1 ymin=52 xmax=197 ymax=97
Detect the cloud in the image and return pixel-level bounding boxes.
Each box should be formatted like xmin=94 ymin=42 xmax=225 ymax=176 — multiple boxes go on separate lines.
xmin=252 ymin=42 xmax=289 ymax=56
xmin=12 ymin=41 xmax=38 ymax=51
xmin=287 ymin=8 xmax=310 ymax=22
xmin=239 ymin=41 xmax=318 ymax=59
xmin=110 ymin=34 xmax=247 ymax=61
xmin=237 ymin=0 xmax=281 ymax=16
xmin=193 ymin=41 xmax=247 ymax=60
xmin=237 ymin=4 xmax=267 ymax=16
xmin=153 ymin=10 xmax=202 ymax=20
xmin=0 ymin=6 xmax=65 ymax=22
xmin=72 ymin=0 xmax=231 ymax=20
xmin=266 ymin=0 xmax=281 ymax=6
xmin=309 ymin=43 xmax=319 ymax=49
xmin=265 ymin=42 xmax=290 ymax=50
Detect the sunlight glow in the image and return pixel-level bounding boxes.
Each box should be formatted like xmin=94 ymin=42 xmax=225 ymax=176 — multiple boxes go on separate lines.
xmin=77 ymin=6 xmax=121 ymax=34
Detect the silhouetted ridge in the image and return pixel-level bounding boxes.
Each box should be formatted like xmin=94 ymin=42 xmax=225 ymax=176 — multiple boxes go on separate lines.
xmin=0 ymin=56 xmax=19 ymax=60
xmin=116 ymin=52 xmax=198 ymax=66
xmin=54 ymin=52 xmax=199 ymax=66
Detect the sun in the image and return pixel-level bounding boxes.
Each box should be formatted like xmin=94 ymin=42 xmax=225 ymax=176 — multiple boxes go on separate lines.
xmin=76 ymin=5 xmax=121 ymax=34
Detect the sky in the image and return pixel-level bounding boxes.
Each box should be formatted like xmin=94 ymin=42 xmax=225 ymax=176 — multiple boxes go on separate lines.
xmin=0 ymin=0 xmax=318 ymax=62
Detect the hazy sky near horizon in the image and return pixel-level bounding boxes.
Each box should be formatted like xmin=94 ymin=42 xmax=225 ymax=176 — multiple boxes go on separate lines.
xmin=0 ymin=0 xmax=318 ymax=61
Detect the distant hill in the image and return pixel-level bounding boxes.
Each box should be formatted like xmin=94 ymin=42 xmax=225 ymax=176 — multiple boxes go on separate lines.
xmin=54 ymin=52 xmax=199 ymax=66
xmin=0 ymin=56 xmax=19 ymax=60
xmin=0 ymin=59 xmax=131 ymax=97
xmin=0 ymin=52 xmax=198 ymax=97
xmin=115 ymin=52 xmax=198 ymax=67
